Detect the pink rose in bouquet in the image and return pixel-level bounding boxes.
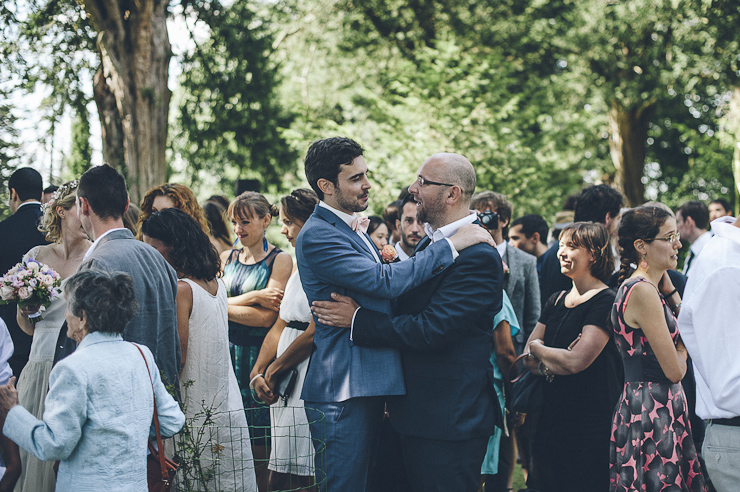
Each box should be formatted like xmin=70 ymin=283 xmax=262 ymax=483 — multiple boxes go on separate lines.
xmin=0 ymin=258 xmax=62 ymax=323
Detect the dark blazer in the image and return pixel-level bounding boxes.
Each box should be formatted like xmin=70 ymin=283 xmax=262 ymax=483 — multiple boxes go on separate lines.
xmin=0 ymin=202 xmax=47 ymax=377
xmin=296 ymin=204 xmax=456 ymax=403
xmin=501 ymin=243 xmax=541 ymax=343
xmin=352 ymin=236 xmax=504 ymax=441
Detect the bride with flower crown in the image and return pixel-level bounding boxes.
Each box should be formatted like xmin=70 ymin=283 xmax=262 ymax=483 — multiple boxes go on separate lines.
xmin=13 ymin=181 xmax=90 ymax=492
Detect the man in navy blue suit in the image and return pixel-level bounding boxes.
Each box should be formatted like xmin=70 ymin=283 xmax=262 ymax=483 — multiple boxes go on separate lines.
xmin=296 ymin=139 xmax=492 ymax=492
xmin=0 ymin=168 xmax=47 ymax=379
xmin=312 ymin=153 xmax=503 ymax=492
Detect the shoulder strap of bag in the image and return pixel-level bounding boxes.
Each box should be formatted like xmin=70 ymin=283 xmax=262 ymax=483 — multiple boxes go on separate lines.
xmin=131 ymin=343 xmax=170 ymax=483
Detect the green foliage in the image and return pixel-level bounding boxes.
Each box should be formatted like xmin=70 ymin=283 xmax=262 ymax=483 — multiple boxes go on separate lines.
xmin=62 ymin=104 xmax=94 ymax=181
xmin=172 ymin=0 xmax=298 ymax=196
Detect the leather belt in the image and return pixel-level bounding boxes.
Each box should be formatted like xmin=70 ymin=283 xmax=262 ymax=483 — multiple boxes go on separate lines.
xmin=286 ymin=321 xmax=309 ymax=331
xmin=710 ymin=416 xmax=740 ymax=427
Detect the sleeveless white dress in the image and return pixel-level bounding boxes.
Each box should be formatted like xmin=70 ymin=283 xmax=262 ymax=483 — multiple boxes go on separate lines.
xmin=268 ymin=269 xmax=314 ymax=475
xmin=14 ymin=247 xmax=63 ymax=492
xmin=178 ymin=278 xmax=258 ymax=491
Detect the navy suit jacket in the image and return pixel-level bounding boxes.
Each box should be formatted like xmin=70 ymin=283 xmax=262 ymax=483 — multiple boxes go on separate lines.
xmin=352 ymin=236 xmax=504 ymax=441
xmin=0 ymin=203 xmax=47 ymax=377
xmin=296 ymin=204 xmax=456 ymax=403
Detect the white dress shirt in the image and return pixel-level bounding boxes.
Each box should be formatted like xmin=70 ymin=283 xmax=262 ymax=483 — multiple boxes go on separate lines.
xmin=395 ymin=241 xmax=411 ymax=261
xmin=318 ymin=201 xmax=380 ymax=263
xmin=679 ymin=221 xmax=740 ymax=419
xmin=683 ymin=230 xmax=713 ymax=277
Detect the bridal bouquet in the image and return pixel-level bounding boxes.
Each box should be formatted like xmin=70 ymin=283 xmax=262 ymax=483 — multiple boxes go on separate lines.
xmin=0 ymin=258 xmax=62 ymax=323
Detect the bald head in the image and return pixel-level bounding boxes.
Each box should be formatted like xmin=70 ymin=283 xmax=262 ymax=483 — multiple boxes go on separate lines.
xmin=411 ymin=153 xmax=477 ymax=229
xmin=424 ymin=153 xmax=476 ymax=202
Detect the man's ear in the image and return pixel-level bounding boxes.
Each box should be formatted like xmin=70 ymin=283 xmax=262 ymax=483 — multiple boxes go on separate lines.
xmin=500 ymin=216 xmax=510 ymax=229
xmin=78 ymin=196 xmax=91 ymax=216
xmin=396 ymin=218 xmax=402 ymax=231
xmin=531 ymin=231 xmax=541 ymax=245
xmin=123 ymin=195 xmax=130 ymax=215
xmin=9 ymin=188 xmax=18 ymax=203
xmin=317 ymin=178 xmax=334 ymax=197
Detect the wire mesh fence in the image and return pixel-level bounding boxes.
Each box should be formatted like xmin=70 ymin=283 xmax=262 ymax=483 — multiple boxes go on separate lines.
xmin=170 ymin=406 xmax=326 ymax=492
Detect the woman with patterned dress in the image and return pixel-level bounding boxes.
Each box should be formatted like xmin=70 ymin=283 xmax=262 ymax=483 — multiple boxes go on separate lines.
xmin=14 ymin=181 xmax=90 ymax=492
xmin=250 ymin=189 xmax=319 ymax=492
xmin=610 ymin=205 xmax=706 ymax=492
xmin=523 ymin=222 xmax=621 ymax=492
xmin=142 ymin=208 xmax=258 ymax=491
xmin=221 ymin=191 xmax=292 ymax=492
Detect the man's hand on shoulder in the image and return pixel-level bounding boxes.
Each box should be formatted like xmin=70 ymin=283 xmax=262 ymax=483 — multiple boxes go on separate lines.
xmin=449 ymin=224 xmax=494 ymax=251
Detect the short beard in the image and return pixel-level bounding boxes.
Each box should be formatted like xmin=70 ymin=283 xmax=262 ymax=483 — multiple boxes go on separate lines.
xmin=335 ymin=185 xmax=368 ymax=213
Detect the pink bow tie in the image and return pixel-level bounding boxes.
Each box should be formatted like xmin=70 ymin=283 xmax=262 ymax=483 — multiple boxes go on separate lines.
xmin=351 ymin=216 xmax=370 ymax=234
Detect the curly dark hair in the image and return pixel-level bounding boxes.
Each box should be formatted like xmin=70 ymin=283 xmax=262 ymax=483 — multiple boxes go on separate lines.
xmin=304 ymin=137 xmax=365 ymax=200
xmin=141 ymin=208 xmax=221 ymax=281
xmin=280 ymin=189 xmax=318 ymax=225
xmin=66 ymin=269 xmax=138 ymax=335
xmin=616 ymin=205 xmax=673 ymax=285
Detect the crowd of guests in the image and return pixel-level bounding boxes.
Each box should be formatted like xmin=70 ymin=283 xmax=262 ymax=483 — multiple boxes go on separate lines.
xmin=0 ymin=137 xmax=737 ymax=492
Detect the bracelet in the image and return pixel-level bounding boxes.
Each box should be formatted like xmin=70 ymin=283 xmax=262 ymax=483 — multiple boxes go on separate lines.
xmin=248 ymin=373 xmax=264 ymax=390
xmin=664 ymin=288 xmax=678 ymax=299
xmin=538 ymin=361 xmax=554 ymax=383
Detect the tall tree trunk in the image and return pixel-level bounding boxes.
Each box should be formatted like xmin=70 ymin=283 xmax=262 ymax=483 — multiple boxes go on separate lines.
xmin=93 ymin=66 xmax=125 ymax=173
xmin=607 ymin=101 xmax=655 ymax=207
xmin=728 ymin=87 xmax=740 ymax=214
xmin=84 ymin=0 xmax=171 ymax=203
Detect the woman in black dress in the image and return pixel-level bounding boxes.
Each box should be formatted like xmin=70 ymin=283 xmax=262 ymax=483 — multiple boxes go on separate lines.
xmin=524 ymin=222 xmax=622 ymax=492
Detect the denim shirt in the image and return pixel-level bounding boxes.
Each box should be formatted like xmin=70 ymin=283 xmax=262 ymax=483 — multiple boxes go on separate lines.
xmin=4 ymin=332 xmax=184 ymax=491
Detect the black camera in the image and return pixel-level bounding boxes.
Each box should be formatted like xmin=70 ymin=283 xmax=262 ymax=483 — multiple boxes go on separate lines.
xmin=477 ymin=210 xmax=499 ymax=230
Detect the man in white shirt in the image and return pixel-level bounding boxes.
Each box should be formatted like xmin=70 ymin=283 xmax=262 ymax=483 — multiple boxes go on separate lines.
xmin=678 ymin=215 xmax=740 ymax=492
xmin=394 ymin=193 xmax=426 ymax=260
xmin=676 ymin=200 xmax=712 ymax=277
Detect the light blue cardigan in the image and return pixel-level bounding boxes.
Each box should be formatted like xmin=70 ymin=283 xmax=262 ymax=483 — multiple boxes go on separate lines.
xmin=4 ymin=332 xmax=185 ymax=491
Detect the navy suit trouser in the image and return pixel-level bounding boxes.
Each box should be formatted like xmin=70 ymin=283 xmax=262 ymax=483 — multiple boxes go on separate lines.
xmin=305 ymin=396 xmax=384 ymax=492
xmin=400 ymin=434 xmax=489 ymax=492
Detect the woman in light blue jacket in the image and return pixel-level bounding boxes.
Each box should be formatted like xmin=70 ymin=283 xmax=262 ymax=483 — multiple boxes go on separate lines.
xmin=0 ymin=269 xmax=184 ymax=491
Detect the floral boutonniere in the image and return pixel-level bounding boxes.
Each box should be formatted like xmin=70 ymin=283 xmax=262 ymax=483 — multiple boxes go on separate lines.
xmin=380 ymin=244 xmax=400 ymax=263
xmin=502 ymin=260 xmax=510 ymax=278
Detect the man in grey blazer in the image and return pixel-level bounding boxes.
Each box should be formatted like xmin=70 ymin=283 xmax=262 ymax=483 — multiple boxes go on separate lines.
xmin=296 ymin=138 xmax=492 ymax=492
xmin=472 ymin=192 xmax=540 ymax=348
xmin=56 ymin=164 xmax=180 ymax=389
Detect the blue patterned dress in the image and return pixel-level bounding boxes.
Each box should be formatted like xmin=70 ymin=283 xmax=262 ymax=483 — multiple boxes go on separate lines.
xmin=223 ymin=247 xmax=282 ymax=445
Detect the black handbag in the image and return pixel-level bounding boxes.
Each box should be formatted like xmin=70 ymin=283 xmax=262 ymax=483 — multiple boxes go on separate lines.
xmin=275 ymin=368 xmax=299 ymax=406
xmin=508 ymin=290 xmax=571 ymax=414
xmin=508 ymin=354 xmax=544 ymax=414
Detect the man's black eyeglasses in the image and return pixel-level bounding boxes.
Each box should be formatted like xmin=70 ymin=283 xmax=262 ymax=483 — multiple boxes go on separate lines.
xmin=416 ymin=176 xmax=454 ymax=188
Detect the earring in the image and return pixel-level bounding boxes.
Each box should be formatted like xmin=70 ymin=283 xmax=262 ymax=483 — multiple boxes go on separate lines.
xmin=640 ymin=260 xmax=648 ymax=270
xmin=263 ymin=236 xmax=268 ymax=252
